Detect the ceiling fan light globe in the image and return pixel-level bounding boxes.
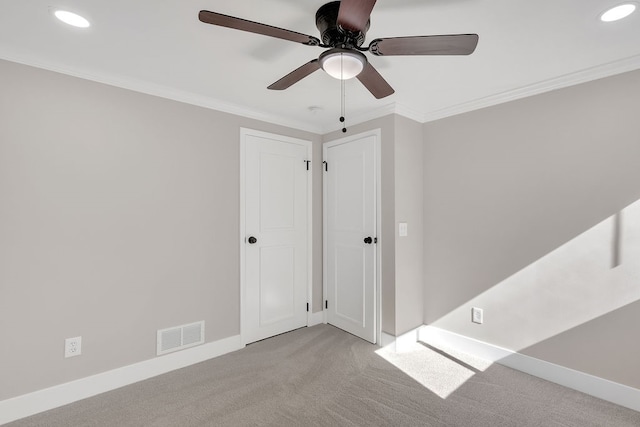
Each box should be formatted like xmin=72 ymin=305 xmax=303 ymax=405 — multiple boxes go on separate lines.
xmin=320 ymin=50 xmax=366 ymax=80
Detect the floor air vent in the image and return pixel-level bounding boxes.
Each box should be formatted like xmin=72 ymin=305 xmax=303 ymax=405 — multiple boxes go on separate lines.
xmin=157 ymin=321 xmax=205 ymax=356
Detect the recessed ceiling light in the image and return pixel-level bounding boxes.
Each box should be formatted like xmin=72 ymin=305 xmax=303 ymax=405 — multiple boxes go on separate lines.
xmin=54 ymin=10 xmax=91 ymax=28
xmin=600 ymin=3 xmax=636 ymax=22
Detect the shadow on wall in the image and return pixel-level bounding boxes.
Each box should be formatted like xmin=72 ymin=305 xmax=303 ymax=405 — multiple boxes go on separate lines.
xmin=430 ymin=197 xmax=640 ymax=354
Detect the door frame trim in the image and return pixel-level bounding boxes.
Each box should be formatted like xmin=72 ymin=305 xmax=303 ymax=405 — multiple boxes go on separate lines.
xmin=239 ymin=128 xmax=313 ymax=346
xmin=322 ymin=129 xmax=382 ymax=345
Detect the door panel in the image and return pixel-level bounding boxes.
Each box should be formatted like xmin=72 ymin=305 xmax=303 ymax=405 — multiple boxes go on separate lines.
xmin=335 ymin=244 xmax=365 ymax=325
xmin=325 ymin=133 xmax=377 ymax=343
xmin=243 ymin=130 xmax=309 ymax=344
xmin=335 ymin=152 xmax=365 ymax=232
xmin=259 ymin=153 xmax=295 ymax=230
xmin=259 ymin=245 xmax=295 ymax=325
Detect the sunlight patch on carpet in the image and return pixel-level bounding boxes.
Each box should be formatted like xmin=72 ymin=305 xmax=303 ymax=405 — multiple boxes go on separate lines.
xmin=375 ymin=342 xmax=490 ymax=399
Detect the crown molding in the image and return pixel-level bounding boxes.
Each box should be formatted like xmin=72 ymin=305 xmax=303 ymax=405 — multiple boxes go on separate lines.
xmin=393 ymin=103 xmax=426 ymax=123
xmin=322 ymin=53 xmax=640 ymax=132
xmin=319 ymin=101 xmax=425 ymax=133
xmin=3 ymin=48 xmax=640 ymax=135
xmin=320 ymin=102 xmax=395 ymax=133
xmin=422 ymin=53 xmax=640 ymax=123
xmin=0 ymin=49 xmax=324 ymax=134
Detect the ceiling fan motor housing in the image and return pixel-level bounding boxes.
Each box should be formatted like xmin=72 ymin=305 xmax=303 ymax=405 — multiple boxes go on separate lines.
xmin=316 ymin=1 xmax=369 ymax=47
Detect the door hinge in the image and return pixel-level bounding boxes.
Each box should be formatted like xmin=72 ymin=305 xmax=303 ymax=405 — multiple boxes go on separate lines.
xmin=323 ymin=161 xmax=328 ymax=172
xmin=325 ymin=300 xmax=328 ymax=309
xmin=304 ymin=160 xmax=311 ymax=170
xmin=306 ymin=303 xmax=309 ymax=312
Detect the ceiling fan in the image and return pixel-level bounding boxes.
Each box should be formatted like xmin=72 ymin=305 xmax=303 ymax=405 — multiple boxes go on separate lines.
xmin=199 ymin=0 xmax=478 ymax=99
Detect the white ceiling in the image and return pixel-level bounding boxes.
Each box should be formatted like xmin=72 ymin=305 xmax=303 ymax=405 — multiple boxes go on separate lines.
xmin=1 ymin=0 xmax=639 ymax=133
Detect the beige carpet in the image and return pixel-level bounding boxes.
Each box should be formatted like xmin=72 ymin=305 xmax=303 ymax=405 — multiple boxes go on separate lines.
xmin=8 ymin=324 xmax=640 ymax=426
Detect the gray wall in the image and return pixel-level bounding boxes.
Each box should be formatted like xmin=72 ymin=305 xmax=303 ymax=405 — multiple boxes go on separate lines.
xmin=0 ymin=59 xmax=322 ymax=400
xmin=394 ymin=115 xmax=424 ymax=335
xmin=5 ymin=52 xmax=638 ymax=403
xmin=423 ymin=69 xmax=640 ymax=388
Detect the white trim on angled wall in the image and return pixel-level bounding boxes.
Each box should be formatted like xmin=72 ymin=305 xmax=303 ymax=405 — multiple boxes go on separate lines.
xmin=380 ymin=326 xmax=422 ymax=353
xmin=419 ymin=326 xmax=640 ymax=413
xmin=308 ymin=311 xmax=325 ymax=327
xmin=0 ymin=335 xmax=244 ymax=425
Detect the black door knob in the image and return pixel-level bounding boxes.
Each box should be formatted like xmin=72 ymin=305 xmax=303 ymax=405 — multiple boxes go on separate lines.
xmin=248 ymin=236 xmax=257 ymax=244
xmin=364 ymin=236 xmax=373 ymax=244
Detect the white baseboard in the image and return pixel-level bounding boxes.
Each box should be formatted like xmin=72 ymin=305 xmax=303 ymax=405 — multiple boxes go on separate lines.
xmin=419 ymin=326 xmax=640 ymax=413
xmin=0 ymin=334 xmax=244 ymax=425
xmin=419 ymin=326 xmax=512 ymax=362
xmin=6 ymin=326 xmax=636 ymax=424
xmin=381 ymin=326 xmax=422 ymax=352
xmin=380 ymin=332 xmax=395 ymax=347
xmin=308 ymin=311 xmax=325 ymax=327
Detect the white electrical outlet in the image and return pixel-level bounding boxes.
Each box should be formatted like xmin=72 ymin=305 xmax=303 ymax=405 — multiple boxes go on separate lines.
xmin=471 ymin=307 xmax=483 ymax=324
xmin=65 ymin=336 xmax=82 ymax=358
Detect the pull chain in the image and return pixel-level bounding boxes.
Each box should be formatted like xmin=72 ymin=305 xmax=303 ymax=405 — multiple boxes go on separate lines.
xmin=340 ymin=79 xmax=346 ymax=133
xmin=339 ymin=54 xmax=347 ymax=133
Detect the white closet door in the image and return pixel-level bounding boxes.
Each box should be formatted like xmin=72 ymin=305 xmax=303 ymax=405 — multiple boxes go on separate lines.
xmin=324 ymin=133 xmax=376 ymax=343
xmin=243 ymin=130 xmax=310 ymax=344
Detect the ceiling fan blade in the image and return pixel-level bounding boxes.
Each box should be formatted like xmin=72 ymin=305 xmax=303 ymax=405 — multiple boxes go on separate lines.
xmin=199 ymin=10 xmax=320 ymax=46
xmin=337 ymin=0 xmax=377 ymax=33
xmin=357 ymin=62 xmax=394 ymax=99
xmin=268 ymin=59 xmax=321 ymax=90
xmin=369 ymin=34 xmax=479 ymax=56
